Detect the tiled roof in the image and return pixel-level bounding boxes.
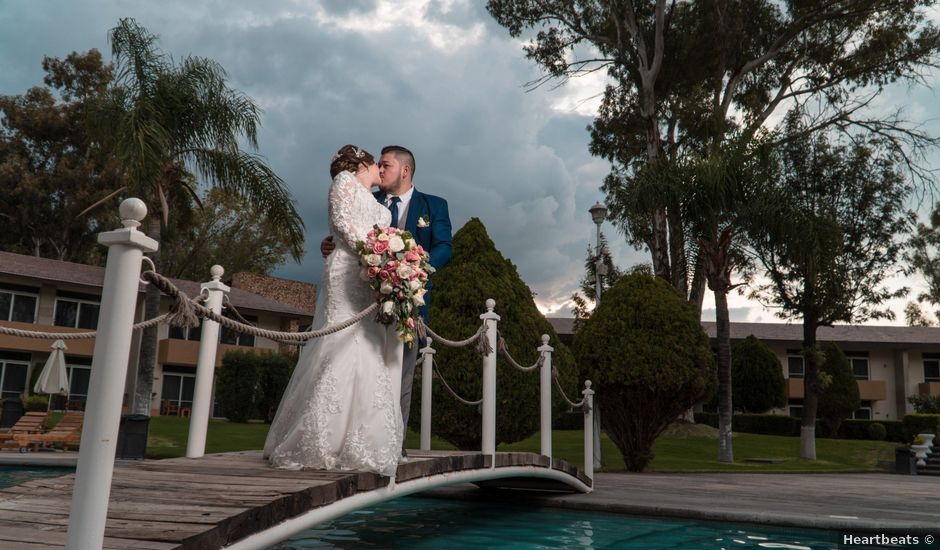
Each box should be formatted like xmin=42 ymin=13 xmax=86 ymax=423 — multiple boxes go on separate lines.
xmin=546 ymin=316 xmax=940 ymax=347
xmin=0 ymin=251 xmax=311 ymax=318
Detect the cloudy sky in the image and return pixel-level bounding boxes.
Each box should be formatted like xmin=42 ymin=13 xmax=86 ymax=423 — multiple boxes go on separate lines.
xmin=2 ymin=0 xmax=938 ymax=325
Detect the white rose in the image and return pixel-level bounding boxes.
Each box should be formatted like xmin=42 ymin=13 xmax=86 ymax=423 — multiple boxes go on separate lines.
xmin=380 ymin=281 xmax=394 ymax=294
xmin=365 ymin=254 xmax=382 ymax=266
xmin=396 ymin=264 xmax=414 ymax=279
xmin=388 ymin=235 xmax=405 ymax=253
xmin=382 ymin=300 xmax=395 ymax=314
xmin=413 ymin=288 xmax=426 ymax=306
xmin=377 ymin=233 xmax=389 ymax=242
xmin=405 ymin=238 xmax=417 ymax=250
xmin=409 ymin=279 xmax=421 ymax=291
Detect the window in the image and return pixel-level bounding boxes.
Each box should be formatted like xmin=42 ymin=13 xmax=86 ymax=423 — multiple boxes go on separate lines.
xmin=0 ymin=358 xmax=28 ymax=399
xmin=787 ymin=350 xmax=804 ymax=379
xmin=220 ymin=314 xmax=256 ymax=347
xmin=161 ymin=366 xmax=196 ymax=414
xmin=0 ymin=284 xmax=39 ymax=323
xmin=846 ymin=352 xmax=869 ymax=380
xmin=168 ymin=321 xmax=202 ymax=342
xmin=48 ymin=358 xmax=91 ymax=411
xmin=851 ymin=407 xmax=872 ymax=420
xmin=54 ymin=292 xmax=100 ymax=329
xmin=924 ymin=354 xmax=940 ymax=382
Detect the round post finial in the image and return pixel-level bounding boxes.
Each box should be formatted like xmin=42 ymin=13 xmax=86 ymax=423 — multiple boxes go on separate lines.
xmin=541 ymin=334 xmax=550 ymax=345
xmin=210 ymin=265 xmax=225 ymax=281
xmin=584 ymin=380 xmax=593 ymax=390
xmin=119 ymin=198 xmax=148 ymax=229
xmin=485 ymin=298 xmax=496 ymax=312
xmin=427 ymin=336 xmax=434 ymax=347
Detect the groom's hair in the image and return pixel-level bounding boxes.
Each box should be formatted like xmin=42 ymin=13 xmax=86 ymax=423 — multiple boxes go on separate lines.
xmin=381 ymin=145 xmax=416 ymax=178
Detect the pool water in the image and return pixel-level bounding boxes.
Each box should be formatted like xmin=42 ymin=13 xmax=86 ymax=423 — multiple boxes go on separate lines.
xmin=0 ymin=465 xmax=73 ymax=489
xmin=271 ymin=497 xmax=859 ymax=550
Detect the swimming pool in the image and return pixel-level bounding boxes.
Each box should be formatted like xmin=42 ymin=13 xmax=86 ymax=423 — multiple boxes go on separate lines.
xmin=0 ymin=465 xmax=73 ymax=489
xmin=270 ymin=496 xmax=856 ymax=549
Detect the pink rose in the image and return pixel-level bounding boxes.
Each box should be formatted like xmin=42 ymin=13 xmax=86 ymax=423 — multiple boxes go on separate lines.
xmin=373 ymin=241 xmax=389 ymax=254
xmin=404 ymin=251 xmax=420 ymax=263
xmin=407 ymin=318 xmax=415 ymax=329
xmin=378 ymin=270 xmax=391 ymax=280
xmin=386 ymin=260 xmax=398 ymax=270
xmin=415 ymin=245 xmax=425 ymax=255
xmin=392 ymin=275 xmax=402 ymax=286
xmin=368 ymin=266 xmax=380 ymax=278
xmin=398 ymin=291 xmax=405 ymax=300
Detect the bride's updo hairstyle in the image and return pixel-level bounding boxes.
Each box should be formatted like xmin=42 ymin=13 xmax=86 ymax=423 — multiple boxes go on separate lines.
xmin=330 ymin=144 xmax=375 ymax=178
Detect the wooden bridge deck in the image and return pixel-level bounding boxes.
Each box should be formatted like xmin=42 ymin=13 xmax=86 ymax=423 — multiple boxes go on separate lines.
xmin=0 ymin=450 xmax=590 ymax=549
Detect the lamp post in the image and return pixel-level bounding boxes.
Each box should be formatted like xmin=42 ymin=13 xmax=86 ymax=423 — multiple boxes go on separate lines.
xmin=588 ymin=201 xmax=607 ymax=471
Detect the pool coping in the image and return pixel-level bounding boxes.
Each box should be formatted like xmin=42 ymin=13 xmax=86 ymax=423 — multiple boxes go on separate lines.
xmin=420 ymin=472 xmax=940 ymax=531
xmin=0 ymin=452 xmax=78 ymax=467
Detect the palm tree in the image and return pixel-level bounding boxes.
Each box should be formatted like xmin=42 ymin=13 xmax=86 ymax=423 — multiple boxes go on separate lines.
xmin=90 ymin=18 xmax=304 ymax=415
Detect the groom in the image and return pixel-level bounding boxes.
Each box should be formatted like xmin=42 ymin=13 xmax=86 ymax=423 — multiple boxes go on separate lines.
xmin=321 ymin=145 xmax=453 ymax=454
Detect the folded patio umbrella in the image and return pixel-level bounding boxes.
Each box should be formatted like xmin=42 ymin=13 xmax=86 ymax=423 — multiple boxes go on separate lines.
xmin=34 ymin=339 xmax=69 ymax=396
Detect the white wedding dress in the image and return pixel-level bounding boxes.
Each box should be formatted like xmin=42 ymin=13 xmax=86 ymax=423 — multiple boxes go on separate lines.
xmin=264 ymin=171 xmax=404 ymax=477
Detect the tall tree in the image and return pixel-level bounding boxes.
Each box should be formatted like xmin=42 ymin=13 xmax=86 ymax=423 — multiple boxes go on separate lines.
xmin=0 ymin=50 xmax=121 ymax=262
xmin=742 ymin=116 xmax=912 ymax=459
xmin=90 ymin=19 xmax=304 ymax=415
xmin=907 ymin=202 xmax=940 ymax=325
xmin=569 ymin=233 xmax=627 ymax=330
xmin=487 ymin=0 xmax=940 ymax=307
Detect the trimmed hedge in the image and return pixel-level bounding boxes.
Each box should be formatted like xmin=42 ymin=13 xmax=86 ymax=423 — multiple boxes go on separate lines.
xmin=902 ymin=414 xmax=940 ymax=441
xmin=694 ymin=413 xmax=906 ymax=442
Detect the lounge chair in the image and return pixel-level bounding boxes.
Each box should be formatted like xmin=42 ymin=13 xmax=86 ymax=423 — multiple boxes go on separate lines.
xmin=0 ymin=412 xmax=48 ymax=449
xmin=14 ymin=412 xmax=83 ymax=452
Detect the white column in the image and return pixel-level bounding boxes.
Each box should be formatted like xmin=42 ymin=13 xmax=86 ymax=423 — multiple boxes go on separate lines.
xmin=419 ymin=337 xmax=435 ymax=451
xmin=538 ymin=334 xmax=553 ymax=459
xmin=582 ymin=380 xmax=595 ymax=481
xmin=480 ymin=299 xmax=499 ymax=457
xmin=66 ymin=199 xmax=158 ymax=550
xmin=186 ymin=265 xmax=229 ymax=458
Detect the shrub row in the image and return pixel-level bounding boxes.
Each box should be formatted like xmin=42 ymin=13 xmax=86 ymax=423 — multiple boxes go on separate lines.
xmin=694 ymin=412 xmax=909 ymax=442
xmin=216 ymin=350 xmax=294 ymax=422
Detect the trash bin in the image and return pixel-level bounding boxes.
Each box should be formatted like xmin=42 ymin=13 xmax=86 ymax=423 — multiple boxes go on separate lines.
xmin=0 ymin=397 xmax=24 ymax=429
xmin=116 ymin=414 xmax=150 ymax=460
xmin=895 ymin=446 xmax=917 ymax=475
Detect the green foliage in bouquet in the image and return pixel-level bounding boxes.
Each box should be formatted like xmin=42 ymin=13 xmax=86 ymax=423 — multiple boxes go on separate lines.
xmin=573 ymin=273 xmax=715 ymax=471
xmin=424 ymin=218 xmax=579 ymax=450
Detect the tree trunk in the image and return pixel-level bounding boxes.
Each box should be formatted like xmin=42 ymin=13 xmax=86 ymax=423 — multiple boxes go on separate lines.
xmin=132 ymin=217 xmax=162 ymax=415
xmin=715 ymin=288 xmax=733 ymax=463
xmin=800 ymin=312 xmax=819 ymax=460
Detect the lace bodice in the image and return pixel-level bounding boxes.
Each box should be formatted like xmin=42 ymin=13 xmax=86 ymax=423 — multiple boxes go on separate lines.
xmin=328 ymin=171 xmax=391 ymax=252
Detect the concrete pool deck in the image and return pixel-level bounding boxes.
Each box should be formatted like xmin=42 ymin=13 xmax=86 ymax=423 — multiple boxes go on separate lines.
xmin=424 ymin=472 xmax=940 ymax=531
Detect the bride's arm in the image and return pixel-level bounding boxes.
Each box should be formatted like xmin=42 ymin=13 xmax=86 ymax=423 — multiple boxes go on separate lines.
xmin=329 ymin=172 xmax=365 ymax=249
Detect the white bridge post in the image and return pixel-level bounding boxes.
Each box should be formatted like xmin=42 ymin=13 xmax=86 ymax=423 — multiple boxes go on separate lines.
xmin=66 ymin=199 xmax=158 ymax=550
xmin=582 ymin=380 xmax=595 ymax=481
xmin=538 ymin=334 xmax=553 ymax=459
xmin=480 ymin=299 xmax=499 ymax=458
xmin=419 ymin=337 xmax=435 ymax=451
xmin=186 ymin=265 xmax=229 ymax=458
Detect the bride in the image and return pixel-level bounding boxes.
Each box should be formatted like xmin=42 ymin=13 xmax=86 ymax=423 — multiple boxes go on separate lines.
xmin=264 ymin=144 xmax=404 ymax=477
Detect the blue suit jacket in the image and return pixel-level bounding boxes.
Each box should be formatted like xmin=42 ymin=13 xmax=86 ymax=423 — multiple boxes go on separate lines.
xmin=374 ymin=189 xmax=452 ymax=322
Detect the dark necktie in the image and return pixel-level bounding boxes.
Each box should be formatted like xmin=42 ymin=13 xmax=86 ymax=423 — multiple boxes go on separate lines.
xmin=389 ymin=196 xmax=401 ymax=228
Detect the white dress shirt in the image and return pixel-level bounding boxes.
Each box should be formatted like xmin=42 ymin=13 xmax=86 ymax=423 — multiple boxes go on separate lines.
xmin=385 ymin=186 xmax=415 ymax=229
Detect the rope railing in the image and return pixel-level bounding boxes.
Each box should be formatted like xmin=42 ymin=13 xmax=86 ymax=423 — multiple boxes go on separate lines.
xmin=418 ymin=319 xmax=493 ymax=356
xmin=222 ymin=295 xmax=297 ymax=346
xmin=552 ymin=367 xmax=587 ymax=409
xmin=426 ymin=358 xmax=483 ymax=406
xmin=0 ymin=313 xmax=171 ymax=340
xmin=497 ymin=335 xmax=543 ymax=372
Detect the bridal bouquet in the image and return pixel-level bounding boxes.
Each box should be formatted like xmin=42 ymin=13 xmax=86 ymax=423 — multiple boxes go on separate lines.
xmin=356 ymin=225 xmax=435 ymax=346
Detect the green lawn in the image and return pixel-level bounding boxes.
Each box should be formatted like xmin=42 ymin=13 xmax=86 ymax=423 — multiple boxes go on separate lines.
xmin=141 ymin=416 xmax=896 ymax=472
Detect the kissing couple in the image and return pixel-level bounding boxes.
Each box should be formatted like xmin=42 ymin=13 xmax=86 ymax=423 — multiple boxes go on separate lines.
xmin=263 ymin=144 xmax=453 ymax=477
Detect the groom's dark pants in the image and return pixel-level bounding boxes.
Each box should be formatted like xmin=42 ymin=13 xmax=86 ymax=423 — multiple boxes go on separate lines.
xmin=400 ymin=343 xmax=419 ymax=440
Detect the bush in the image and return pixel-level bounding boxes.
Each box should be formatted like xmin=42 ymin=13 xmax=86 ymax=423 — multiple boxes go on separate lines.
xmin=817 ymin=343 xmax=860 ymax=436
xmin=867 ymin=422 xmax=887 ymax=441
xmin=574 ymin=273 xmax=715 ymax=471
xmin=217 ymin=350 xmax=262 ymax=422
xmin=907 ymin=394 xmax=940 ymax=414
xmin=425 ymin=219 xmax=578 ymax=449
xmin=731 ymin=335 xmax=786 ymax=413
xmin=902 ymin=414 xmax=940 ymax=440
xmin=255 ymin=352 xmax=294 ymax=423
xmin=838 ymin=419 xmax=905 ymax=442
xmin=21 ymin=394 xmax=48 ymax=412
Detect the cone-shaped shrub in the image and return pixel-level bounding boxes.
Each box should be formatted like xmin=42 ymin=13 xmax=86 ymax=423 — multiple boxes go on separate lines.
xmin=424 ymin=218 xmax=579 ymax=450
xmin=573 ymin=272 xmax=715 ymax=471
xmin=732 ymin=335 xmax=786 ymax=413
xmin=818 ymin=342 xmax=860 ymax=436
